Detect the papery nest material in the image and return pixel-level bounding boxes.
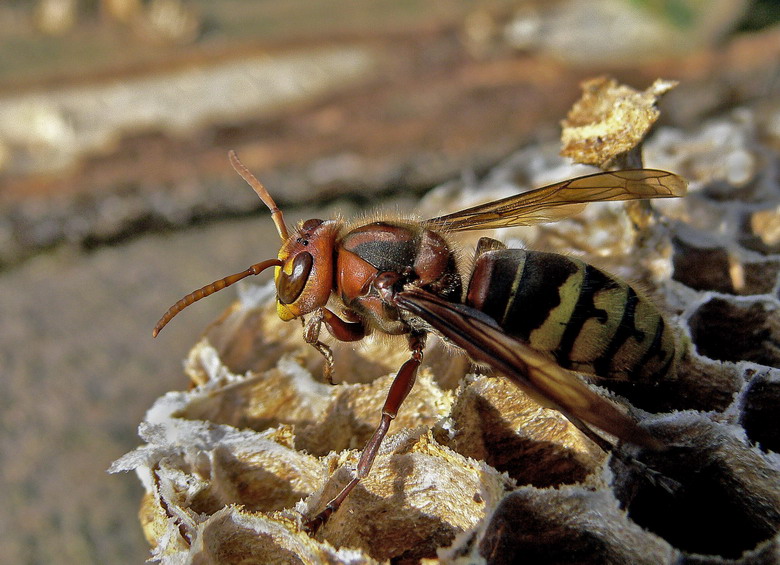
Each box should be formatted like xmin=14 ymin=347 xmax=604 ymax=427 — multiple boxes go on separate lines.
xmin=561 ymin=76 xmax=677 ymax=169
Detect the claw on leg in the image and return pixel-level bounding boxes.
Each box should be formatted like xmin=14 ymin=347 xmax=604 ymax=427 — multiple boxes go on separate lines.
xmin=303 ymin=308 xmax=366 ymax=385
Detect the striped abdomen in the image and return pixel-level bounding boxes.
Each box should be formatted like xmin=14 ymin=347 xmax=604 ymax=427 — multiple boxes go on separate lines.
xmin=465 ymin=244 xmax=678 ymax=383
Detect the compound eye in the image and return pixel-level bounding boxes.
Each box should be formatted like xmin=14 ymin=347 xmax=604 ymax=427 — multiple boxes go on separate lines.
xmin=277 ymin=252 xmax=313 ymax=304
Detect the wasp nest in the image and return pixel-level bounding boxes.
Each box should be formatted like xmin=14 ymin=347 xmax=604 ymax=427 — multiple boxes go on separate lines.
xmin=114 ymin=86 xmax=780 ymax=563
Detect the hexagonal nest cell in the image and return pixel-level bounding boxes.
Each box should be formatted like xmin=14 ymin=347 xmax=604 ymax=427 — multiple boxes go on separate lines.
xmin=114 ymin=88 xmax=780 ymax=563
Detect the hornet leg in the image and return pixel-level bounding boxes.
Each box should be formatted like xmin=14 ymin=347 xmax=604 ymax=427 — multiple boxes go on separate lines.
xmin=304 ymin=332 xmax=426 ymax=534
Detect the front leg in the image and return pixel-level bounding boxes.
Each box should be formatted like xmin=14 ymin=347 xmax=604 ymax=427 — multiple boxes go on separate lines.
xmin=303 ymin=307 xmax=367 ymax=384
xmin=304 ymin=331 xmax=427 ymax=535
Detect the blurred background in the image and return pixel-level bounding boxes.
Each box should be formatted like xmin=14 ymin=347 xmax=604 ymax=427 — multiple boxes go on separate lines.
xmin=1 ymin=1 xmax=778 ymax=563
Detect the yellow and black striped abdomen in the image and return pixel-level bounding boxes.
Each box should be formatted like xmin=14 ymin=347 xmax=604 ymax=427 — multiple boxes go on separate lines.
xmin=465 ymin=247 xmax=678 ymax=383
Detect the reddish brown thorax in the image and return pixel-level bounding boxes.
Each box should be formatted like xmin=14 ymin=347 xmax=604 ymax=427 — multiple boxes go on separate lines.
xmin=335 ymin=221 xmax=462 ymax=334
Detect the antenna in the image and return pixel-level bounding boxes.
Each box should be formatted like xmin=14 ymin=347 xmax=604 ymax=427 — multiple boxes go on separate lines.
xmin=229 ymin=150 xmax=289 ymax=240
xmin=152 ymin=258 xmax=283 ymax=337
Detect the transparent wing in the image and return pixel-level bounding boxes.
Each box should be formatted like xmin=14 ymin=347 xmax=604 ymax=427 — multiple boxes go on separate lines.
xmin=425 ymin=169 xmax=686 ymax=232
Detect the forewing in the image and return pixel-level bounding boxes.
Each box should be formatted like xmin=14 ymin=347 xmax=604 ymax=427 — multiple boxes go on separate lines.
xmin=396 ymin=287 xmax=660 ymax=448
xmin=425 ymin=169 xmax=687 ymax=232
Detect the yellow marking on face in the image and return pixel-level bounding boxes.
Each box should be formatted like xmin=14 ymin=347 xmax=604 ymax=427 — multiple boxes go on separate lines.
xmin=277 ymin=301 xmax=297 ymax=321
